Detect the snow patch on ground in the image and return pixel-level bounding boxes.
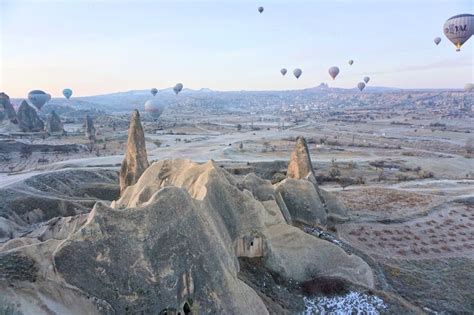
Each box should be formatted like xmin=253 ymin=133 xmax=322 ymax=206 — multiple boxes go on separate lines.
xmin=303 ymin=291 xmax=387 ymax=315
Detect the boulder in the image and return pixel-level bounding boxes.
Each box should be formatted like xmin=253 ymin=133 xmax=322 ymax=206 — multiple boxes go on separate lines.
xmin=0 ymin=92 xmax=18 ymax=123
xmin=45 ymin=110 xmax=63 ymax=134
xmin=17 ymin=100 xmax=44 ymax=132
xmin=119 ymin=110 xmax=149 ymax=194
xmin=263 ymin=224 xmax=374 ymax=288
xmin=275 ymin=178 xmax=327 ymax=226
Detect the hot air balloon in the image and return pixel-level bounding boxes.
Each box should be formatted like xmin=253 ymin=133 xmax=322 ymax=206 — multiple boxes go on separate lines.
xmin=28 ymin=90 xmax=50 ymax=110
xmin=328 ymin=66 xmax=339 ymax=80
xmin=144 ymin=99 xmax=165 ymax=119
xmin=363 ymin=76 xmax=370 ymax=84
xmin=258 ymin=6 xmax=264 ymax=14
xmin=173 ymin=83 xmax=183 ymax=95
xmin=63 ymin=88 xmax=73 ymax=100
xmin=151 ymin=88 xmax=158 ymax=97
xmin=280 ymin=68 xmax=287 ymax=76
xmin=348 ymin=60 xmax=354 ymax=66
xmin=357 ymin=82 xmax=366 ymax=91
xmin=434 ymin=37 xmax=442 ymax=45
xmin=443 ymin=14 xmax=474 ymax=51
xmin=465 ymin=83 xmax=474 ymax=92
xmin=293 ymin=68 xmax=302 ymax=79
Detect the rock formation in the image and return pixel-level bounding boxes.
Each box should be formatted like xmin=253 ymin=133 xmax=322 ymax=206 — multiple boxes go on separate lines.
xmin=281 ymin=136 xmax=348 ymax=224
xmin=0 ymin=92 xmax=18 ymax=123
xmin=0 ymin=158 xmax=374 ymax=314
xmin=275 ymin=178 xmax=327 ymax=226
xmin=85 ymin=115 xmax=96 ymax=141
xmin=287 ymin=136 xmax=315 ymax=181
xmin=17 ymin=100 xmax=44 ymax=132
xmin=45 ymin=110 xmax=63 ymax=134
xmin=119 ymin=110 xmax=149 ymax=194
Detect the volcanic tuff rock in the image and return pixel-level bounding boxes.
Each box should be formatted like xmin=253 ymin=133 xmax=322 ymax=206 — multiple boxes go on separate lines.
xmin=0 ymin=92 xmax=18 ymax=123
xmin=0 ymin=168 xmax=119 ymax=241
xmin=0 ymin=159 xmax=373 ymax=314
xmin=275 ymin=178 xmax=327 ymax=226
xmin=17 ymin=100 xmax=44 ymax=132
xmin=287 ymin=136 xmax=315 ymax=181
xmin=283 ymin=136 xmax=348 ymax=223
xmin=119 ymin=110 xmax=149 ymax=194
xmin=85 ymin=114 xmax=96 ymax=141
xmin=45 ymin=110 xmax=63 ymax=134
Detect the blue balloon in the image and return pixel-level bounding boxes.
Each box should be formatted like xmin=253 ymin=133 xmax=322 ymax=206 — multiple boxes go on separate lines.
xmin=63 ymin=88 xmax=73 ymax=99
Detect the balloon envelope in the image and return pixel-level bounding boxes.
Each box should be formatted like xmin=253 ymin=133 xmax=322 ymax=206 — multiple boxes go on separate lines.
xmin=443 ymin=14 xmax=474 ymax=51
xmin=465 ymin=83 xmax=474 ymax=92
xmin=280 ymin=68 xmax=287 ymax=76
xmin=62 ymin=88 xmax=73 ymax=99
xmin=173 ymin=83 xmax=183 ymax=95
xmin=328 ymin=66 xmax=340 ymax=80
xmin=151 ymin=88 xmax=158 ymax=96
xmin=357 ymin=82 xmax=366 ymax=91
xmin=28 ymin=90 xmax=50 ymax=110
xmin=363 ymin=76 xmax=370 ymax=84
xmin=258 ymin=6 xmax=264 ymax=13
xmin=293 ymin=68 xmax=302 ymax=79
xmin=144 ymin=99 xmax=165 ymax=118
xmin=348 ymin=60 xmax=354 ymax=66
xmin=434 ymin=37 xmax=441 ymax=45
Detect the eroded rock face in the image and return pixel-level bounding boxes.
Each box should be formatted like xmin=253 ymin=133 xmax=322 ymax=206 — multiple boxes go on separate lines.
xmin=54 ymin=191 xmax=269 ymax=314
xmin=45 ymin=110 xmax=63 ymax=134
xmin=263 ymin=224 xmax=374 ymax=288
xmin=119 ymin=110 xmax=149 ymax=194
xmin=0 ymin=93 xmax=18 ymax=123
xmin=0 ymin=159 xmax=371 ymax=314
xmin=284 ymin=136 xmax=348 ymax=223
xmin=275 ymin=178 xmax=327 ymax=226
xmin=287 ymin=136 xmax=315 ymax=180
xmin=17 ymin=100 xmax=44 ymax=132
xmin=85 ymin=115 xmax=96 ymax=141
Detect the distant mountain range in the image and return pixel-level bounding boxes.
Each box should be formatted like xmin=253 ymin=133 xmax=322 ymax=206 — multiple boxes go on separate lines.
xmin=9 ymin=85 xmax=463 ymax=112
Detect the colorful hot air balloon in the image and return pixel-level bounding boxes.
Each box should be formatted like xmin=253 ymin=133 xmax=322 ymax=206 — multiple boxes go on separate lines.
xmin=280 ymin=68 xmax=287 ymax=76
xmin=363 ymin=76 xmax=370 ymax=84
xmin=28 ymin=90 xmax=50 ymax=110
xmin=151 ymin=88 xmax=158 ymax=97
xmin=465 ymin=83 xmax=474 ymax=92
xmin=348 ymin=60 xmax=354 ymax=66
xmin=258 ymin=6 xmax=264 ymax=14
xmin=144 ymin=99 xmax=165 ymax=119
xmin=328 ymin=66 xmax=339 ymax=80
xmin=443 ymin=14 xmax=474 ymax=51
xmin=357 ymin=82 xmax=366 ymax=91
xmin=62 ymin=88 xmax=73 ymax=100
xmin=293 ymin=68 xmax=302 ymax=79
xmin=434 ymin=37 xmax=442 ymax=45
xmin=173 ymin=83 xmax=183 ymax=95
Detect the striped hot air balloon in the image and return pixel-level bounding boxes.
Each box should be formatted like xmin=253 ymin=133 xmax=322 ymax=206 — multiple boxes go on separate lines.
xmin=443 ymin=14 xmax=474 ymax=51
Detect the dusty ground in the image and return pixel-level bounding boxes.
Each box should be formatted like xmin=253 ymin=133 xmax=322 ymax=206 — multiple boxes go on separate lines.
xmin=1 ymin=103 xmax=473 ymax=313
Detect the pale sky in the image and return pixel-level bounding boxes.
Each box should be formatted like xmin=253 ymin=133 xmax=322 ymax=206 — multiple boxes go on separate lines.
xmin=1 ymin=0 xmax=473 ymax=97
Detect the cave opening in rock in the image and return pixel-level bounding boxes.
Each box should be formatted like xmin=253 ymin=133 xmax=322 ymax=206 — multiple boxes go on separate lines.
xmin=183 ymin=302 xmax=191 ymax=315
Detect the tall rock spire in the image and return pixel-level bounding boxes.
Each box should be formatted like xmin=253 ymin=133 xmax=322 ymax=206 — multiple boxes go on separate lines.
xmin=287 ymin=136 xmax=315 ymax=180
xmin=119 ymin=110 xmax=149 ymax=194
